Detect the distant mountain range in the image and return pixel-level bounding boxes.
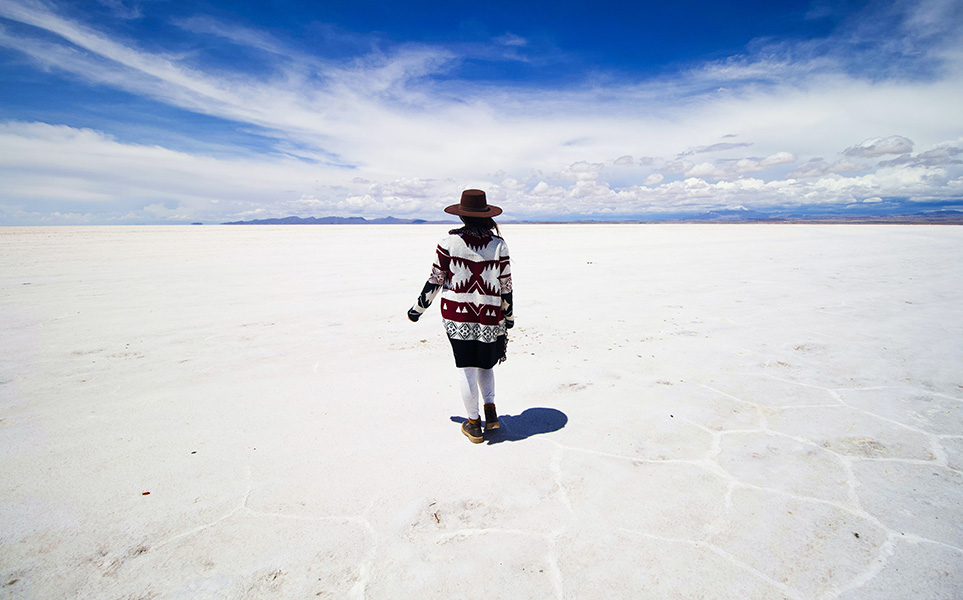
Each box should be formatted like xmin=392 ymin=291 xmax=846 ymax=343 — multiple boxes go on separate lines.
xmin=221 ymin=216 xmax=435 ymax=225
xmin=219 ymin=210 xmax=963 ymax=225
xmin=686 ymin=208 xmax=963 ymax=224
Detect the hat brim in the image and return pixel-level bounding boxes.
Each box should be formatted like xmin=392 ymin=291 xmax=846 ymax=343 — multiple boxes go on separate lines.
xmin=444 ymin=203 xmax=502 ymax=217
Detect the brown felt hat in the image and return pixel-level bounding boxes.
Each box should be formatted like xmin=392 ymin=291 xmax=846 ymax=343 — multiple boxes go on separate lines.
xmin=444 ymin=189 xmax=502 ymax=217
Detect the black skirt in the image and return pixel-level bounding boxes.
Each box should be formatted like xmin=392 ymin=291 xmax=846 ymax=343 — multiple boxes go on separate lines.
xmin=449 ymin=336 xmax=507 ymax=369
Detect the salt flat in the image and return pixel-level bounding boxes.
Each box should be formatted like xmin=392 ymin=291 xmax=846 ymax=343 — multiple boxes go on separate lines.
xmin=1 ymin=224 xmax=961 ymax=599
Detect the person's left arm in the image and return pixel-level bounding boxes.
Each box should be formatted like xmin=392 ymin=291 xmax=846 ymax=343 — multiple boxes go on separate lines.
xmin=499 ymin=241 xmax=514 ymax=329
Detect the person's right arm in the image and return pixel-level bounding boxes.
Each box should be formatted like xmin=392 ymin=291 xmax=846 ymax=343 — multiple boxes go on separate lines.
xmin=408 ymin=239 xmax=450 ymax=322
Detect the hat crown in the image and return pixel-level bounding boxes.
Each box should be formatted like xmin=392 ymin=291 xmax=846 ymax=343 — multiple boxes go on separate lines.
xmin=460 ymin=189 xmax=488 ymax=212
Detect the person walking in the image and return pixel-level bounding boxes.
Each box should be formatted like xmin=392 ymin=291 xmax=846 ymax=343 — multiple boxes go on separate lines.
xmin=408 ymin=189 xmax=514 ymax=443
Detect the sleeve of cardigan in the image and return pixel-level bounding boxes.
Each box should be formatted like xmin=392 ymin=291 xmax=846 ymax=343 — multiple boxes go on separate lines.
xmin=428 ymin=240 xmax=451 ymax=286
xmin=409 ymin=281 xmax=441 ymax=320
xmin=409 ymin=240 xmax=449 ymax=319
xmin=499 ymin=240 xmax=513 ymax=326
xmin=497 ymin=240 xmax=512 ymax=294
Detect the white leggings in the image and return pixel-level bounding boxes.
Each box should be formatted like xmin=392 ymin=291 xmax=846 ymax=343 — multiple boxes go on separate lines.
xmin=458 ymin=367 xmax=495 ymax=420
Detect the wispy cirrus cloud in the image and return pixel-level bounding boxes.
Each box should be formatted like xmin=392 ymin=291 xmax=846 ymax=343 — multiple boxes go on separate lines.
xmin=680 ymin=142 xmax=754 ymax=156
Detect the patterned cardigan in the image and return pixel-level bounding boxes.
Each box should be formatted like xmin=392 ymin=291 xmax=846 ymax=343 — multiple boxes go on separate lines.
xmin=409 ymin=227 xmax=514 ymax=356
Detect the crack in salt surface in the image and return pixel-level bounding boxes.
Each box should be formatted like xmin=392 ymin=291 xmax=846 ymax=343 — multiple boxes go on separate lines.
xmin=434 ymin=527 xmax=542 ymax=542
xmin=741 ymin=373 xmax=960 ymax=435
xmin=819 ymin=530 xmax=963 ymax=599
xmin=152 ymin=477 xmax=254 ymax=552
xmin=547 ymin=444 xmax=570 ymax=599
xmin=858 ymin=455 xmax=961 ymax=473
xmin=621 ymin=529 xmax=809 ymax=600
xmin=822 ymin=532 xmax=898 ymax=600
xmin=546 ymin=530 xmax=565 ymax=600
xmin=550 ymin=445 xmax=573 ymax=515
xmin=143 ymin=466 xmax=378 ymax=598
xmin=899 ymin=534 xmax=963 ymax=555
xmin=551 ymin=437 xmax=894 ymax=539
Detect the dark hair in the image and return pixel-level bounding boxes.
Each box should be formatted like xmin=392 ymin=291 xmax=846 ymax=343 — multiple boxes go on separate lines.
xmin=460 ymin=215 xmax=500 ymax=236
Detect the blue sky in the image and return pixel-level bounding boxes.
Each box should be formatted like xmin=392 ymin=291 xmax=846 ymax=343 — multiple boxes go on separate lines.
xmin=1 ymin=0 xmax=962 ymax=224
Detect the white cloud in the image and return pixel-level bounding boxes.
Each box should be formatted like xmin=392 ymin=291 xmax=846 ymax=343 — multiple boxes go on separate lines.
xmin=681 ymin=151 xmax=797 ymax=179
xmin=790 ymin=157 xmax=872 ymax=178
xmin=661 ymin=160 xmax=694 ymax=174
xmin=732 ymin=151 xmax=797 ymax=174
xmin=560 ymin=161 xmax=604 ymax=182
xmin=531 ymin=181 xmax=565 ymax=196
xmin=613 ymin=155 xmax=634 ymax=166
xmin=877 ymin=145 xmax=963 ymax=167
xmin=173 ymin=16 xmax=291 ymax=56
xmin=365 ymin=177 xmax=435 ymax=199
xmin=95 ymin=0 xmax=142 ymax=20
xmin=843 ymin=135 xmax=915 ymax=157
xmin=643 ymin=173 xmax=664 ymax=186
xmin=680 ymin=141 xmax=753 ymax=155
xmin=685 ymin=162 xmax=726 ymax=178
xmin=495 ymin=33 xmax=528 ymax=47
xmin=498 ymin=178 xmax=526 ymax=190
xmin=0 ymin=121 xmax=364 ymax=221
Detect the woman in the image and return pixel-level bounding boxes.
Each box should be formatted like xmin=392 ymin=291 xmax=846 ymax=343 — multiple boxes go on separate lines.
xmin=408 ymin=189 xmax=514 ymax=443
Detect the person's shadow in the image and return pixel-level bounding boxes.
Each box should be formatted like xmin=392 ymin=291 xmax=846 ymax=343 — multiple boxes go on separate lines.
xmin=451 ymin=407 xmax=568 ymax=445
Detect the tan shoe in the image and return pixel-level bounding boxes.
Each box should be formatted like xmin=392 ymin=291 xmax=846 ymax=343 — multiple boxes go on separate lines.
xmin=461 ymin=418 xmax=483 ymax=443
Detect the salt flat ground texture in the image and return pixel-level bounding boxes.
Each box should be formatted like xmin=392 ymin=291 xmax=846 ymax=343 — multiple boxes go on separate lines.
xmin=1 ymin=224 xmax=962 ymax=600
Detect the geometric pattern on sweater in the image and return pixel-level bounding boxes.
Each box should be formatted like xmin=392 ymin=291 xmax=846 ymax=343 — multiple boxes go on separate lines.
xmin=445 ymin=320 xmax=506 ymax=342
xmin=416 ymin=227 xmax=512 ymax=344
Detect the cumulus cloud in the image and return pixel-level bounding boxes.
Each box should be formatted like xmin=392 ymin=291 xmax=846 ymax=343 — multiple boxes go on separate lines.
xmin=843 ymin=135 xmax=915 ymax=157
xmin=497 ymin=163 xmax=961 ymax=220
xmin=643 ymin=173 xmax=664 ymax=186
xmin=613 ymin=155 xmax=634 ymax=166
xmin=680 ymin=152 xmax=797 ymax=179
xmin=685 ymin=162 xmax=725 ymax=178
xmin=560 ymin=161 xmax=604 ymax=182
xmin=497 ymin=177 xmax=526 ymax=190
xmin=531 ymin=181 xmax=565 ymax=196
xmin=738 ymin=152 xmax=797 ymax=172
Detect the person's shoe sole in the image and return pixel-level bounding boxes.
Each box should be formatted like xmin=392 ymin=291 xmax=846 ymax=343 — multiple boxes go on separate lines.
xmin=462 ymin=421 xmax=484 ymax=443
xmin=484 ymin=421 xmax=500 ymax=431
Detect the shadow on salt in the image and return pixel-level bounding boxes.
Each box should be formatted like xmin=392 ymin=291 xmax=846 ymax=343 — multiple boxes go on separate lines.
xmin=450 ymin=407 xmax=568 ymax=445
